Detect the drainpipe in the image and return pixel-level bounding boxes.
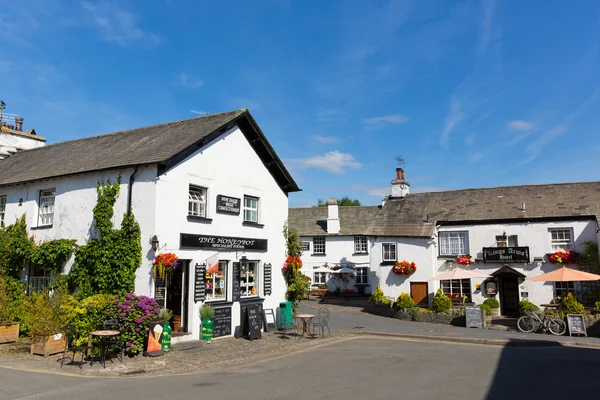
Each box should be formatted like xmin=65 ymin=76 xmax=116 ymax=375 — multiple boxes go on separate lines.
xmin=127 ymin=166 xmax=139 ymax=215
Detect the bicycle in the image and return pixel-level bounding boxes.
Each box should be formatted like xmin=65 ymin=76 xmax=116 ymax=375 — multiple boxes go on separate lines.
xmin=517 ymin=310 xmax=566 ymax=335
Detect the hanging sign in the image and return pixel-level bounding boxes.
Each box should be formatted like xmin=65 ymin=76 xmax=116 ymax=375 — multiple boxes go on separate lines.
xmin=483 ymin=247 xmax=530 ymax=263
xmin=180 ymin=233 xmax=268 ymax=251
xmin=263 ymin=263 xmax=272 ymax=296
xmin=194 ymin=264 xmax=206 ymax=302
xmin=216 ymin=195 xmax=241 ymax=215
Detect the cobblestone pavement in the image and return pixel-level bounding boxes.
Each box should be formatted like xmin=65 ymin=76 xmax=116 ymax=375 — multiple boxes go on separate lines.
xmin=0 ymin=329 xmax=347 ymax=377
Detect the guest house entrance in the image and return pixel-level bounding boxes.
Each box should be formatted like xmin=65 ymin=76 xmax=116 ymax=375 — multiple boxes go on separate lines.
xmin=491 ymin=265 xmax=525 ymax=316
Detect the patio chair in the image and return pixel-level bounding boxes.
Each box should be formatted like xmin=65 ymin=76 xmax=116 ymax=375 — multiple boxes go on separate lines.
xmin=60 ymin=325 xmax=87 ymax=369
xmin=102 ymin=319 xmax=124 ymax=364
xmin=311 ymin=307 xmax=332 ymax=338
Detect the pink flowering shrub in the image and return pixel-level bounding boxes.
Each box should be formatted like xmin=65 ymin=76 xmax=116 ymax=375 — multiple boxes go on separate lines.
xmin=106 ymin=293 xmax=160 ymax=356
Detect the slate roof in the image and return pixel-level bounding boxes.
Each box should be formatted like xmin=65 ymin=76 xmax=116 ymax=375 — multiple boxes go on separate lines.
xmin=0 ymin=109 xmax=300 ymax=193
xmin=288 ymin=206 xmax=381 ymax=236
xmin=290 ymin=181 xmax=600 ymax=238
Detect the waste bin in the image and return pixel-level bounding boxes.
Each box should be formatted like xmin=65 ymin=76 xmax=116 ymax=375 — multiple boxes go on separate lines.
xmin=279 ymin=301 xmax=294 ymax=330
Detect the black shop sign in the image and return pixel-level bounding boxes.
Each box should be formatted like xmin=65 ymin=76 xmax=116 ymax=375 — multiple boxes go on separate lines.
xmin=216 ymin=195 xmax=241 ymax=215
xmin=483 ymin=247 xmax=530 ymax=263
xmin=180 ymin=233 xmax=268 ymax=251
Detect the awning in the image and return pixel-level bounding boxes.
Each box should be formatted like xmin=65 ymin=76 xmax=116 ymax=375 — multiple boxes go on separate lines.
xmin=490 ymin=265 xmax=526 ymax=278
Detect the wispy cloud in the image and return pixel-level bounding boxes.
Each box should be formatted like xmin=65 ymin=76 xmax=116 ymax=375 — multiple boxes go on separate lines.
xmin=348 ymin=184 xmax=390 ymax=198
xmin=364 ymin=114 xmax=409 ymax=130
xmin=82 ymin=1 xmax=161 ymax=48
xmin=507 ymin=120 xmax=533 ymax=131
xmin=311 ymin=135 xmax=341 ymax=144
xmin=289 ymin=151 xmax=362 ymax=174
xmin=177 ymin=72 xmax=204 ymax=89
xmin=440 ymin=97 xmax=465 ymax=147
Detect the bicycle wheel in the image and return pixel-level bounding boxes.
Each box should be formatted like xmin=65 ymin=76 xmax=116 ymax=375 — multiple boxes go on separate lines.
xmin=517 ymin=316 xmax=536 ymax=333
xmin=548 ymin=318 xmax=567 ymax=336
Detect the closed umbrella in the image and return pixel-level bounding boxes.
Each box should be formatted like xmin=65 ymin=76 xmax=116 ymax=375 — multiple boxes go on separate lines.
xmin=428 ymin=268 xmax=491 ymax=281
xmin=529 ymin=267 xmax=600 ymax=282
xmin=331 ymin=266 xmax=355 ymax=290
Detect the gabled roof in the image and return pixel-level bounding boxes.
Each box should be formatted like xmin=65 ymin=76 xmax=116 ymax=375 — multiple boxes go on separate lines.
xmin=288 ymin=206 xmax=381 ymax=236
xmin=0 ymin=109 xmax=300 ymax=193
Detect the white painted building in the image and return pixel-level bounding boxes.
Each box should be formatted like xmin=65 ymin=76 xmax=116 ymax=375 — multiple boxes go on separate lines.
xmin=289 ymin=168 xmax=600 ymax=315
xmin=0 ymin=109 xmax=299 ymax=340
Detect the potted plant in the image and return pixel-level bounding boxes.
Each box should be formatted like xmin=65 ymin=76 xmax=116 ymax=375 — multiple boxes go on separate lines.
xmin=200 ymin=304 xmax=215 ymax=343
xmin=483 ymin=298 xmax=500 ymax=318
xmin=392 ymin=261 xmax=417 ymax=276
xmin=480 ymin=304 xmax=493 ymax=327
xmin=0 ymin=275 xmax=22 ymax=344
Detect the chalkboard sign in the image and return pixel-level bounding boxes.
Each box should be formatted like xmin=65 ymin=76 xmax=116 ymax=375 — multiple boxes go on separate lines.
xmin=465 ymin=306 xmax=485 ymax=329
xmin=213 ymin=307 xmax=232 ymax=338
xmin=566 ymin=314 xmax=587 ymax=336
xmin=194 ymin=263 xmax=206 ymax=302
xmin=154 ymin=278 xmax=166 ymax=308
xmin=264 ymin=263 xmax=272 ymax=296
xmin=238 ymin=302 xmax=263 ymax=338
xmin=244 ymin=305 xmax=262 ymax=340
xmin=232 ymin=262 xmax=241 ymax=302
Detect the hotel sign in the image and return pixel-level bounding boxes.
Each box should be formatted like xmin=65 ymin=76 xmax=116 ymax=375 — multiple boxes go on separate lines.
xmin=483 ymin=247 xmax=530 ymax=263
xmin=180 ymin=233 xmax=268 ymax=251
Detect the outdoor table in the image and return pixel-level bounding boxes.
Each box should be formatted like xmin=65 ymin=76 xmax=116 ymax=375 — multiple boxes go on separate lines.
xmin=295 ymin=314 xmax=315 ymax=338
xmin=88 ymin=330 xmax=120 ymax=368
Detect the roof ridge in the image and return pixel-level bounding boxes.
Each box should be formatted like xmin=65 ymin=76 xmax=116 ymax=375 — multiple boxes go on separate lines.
xmin=407 ymin=180 xmax=600 ymax=196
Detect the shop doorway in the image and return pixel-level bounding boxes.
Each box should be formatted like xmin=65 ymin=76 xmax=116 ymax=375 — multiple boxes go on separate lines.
xmin=410 ymin=282 xmax=428 ymax=305
xmin=491 ymin=265 xmax=524 ymax=316
xmin=167 ymin=260 xmax=190 ymax=333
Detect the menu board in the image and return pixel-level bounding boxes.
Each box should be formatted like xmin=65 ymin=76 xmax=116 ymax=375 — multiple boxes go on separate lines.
xmin=239 ymin=302 xmax=263 ymax=339
xmin=194 ymin=263 xmax=206 ymax=302
xmin=232 ymin=262 xmax=241 ymax=302
xmin=154 ymin=278 xmax=166 ymax=308
xmin=213 ymin=307 xmax=232 ymax=338
xmin=566 ymin=314 xmax=587 ymax=336
xmin=465 ymin=306 xmax=484 ymax=329
xmin=263 ymin=263 xmax=272 ymax=296
xmin=244 ymin=305 xmax=262 ymax=340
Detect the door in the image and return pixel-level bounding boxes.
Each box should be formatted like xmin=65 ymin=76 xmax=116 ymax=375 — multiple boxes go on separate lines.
xmin=500 ymin=277 xmax=519 ymax=315
xmin=410 ymin=282 xmax=428 ymax=305
xmin=166 ymin=260 xmax=190 ymax=333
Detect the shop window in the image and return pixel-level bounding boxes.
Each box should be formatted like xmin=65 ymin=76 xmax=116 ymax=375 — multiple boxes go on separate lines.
xmin=188 ymin=186 xmax=207 ymax=217
xmin=38 ymin=189 xmax=55 ymax=227
xmin=243 ymin=196 xmax=259 ymax=223
xmin=356 ymin=267 xmax=368 ymax=285
xmin=554 ymin=281 xmax=575 ymax=299
xmin=549 ymin=228 xmax=573 ymax=251
xmin=354 ymin=236 xmax=368 ymax=254
xmin=441 ymin=279 xmax=471 ymax=298
xmin=382 ymin=243 xmax=397 ymax=262
xmin=313 ymin=271 xmax=328 ymax=285
xmin=439 ymin=231 xmax=469 ymax=256
xmin=0 ymin=195 xmax=6 ymax=226
xmin=241 ymin=261 xmax=259 ymax=297
xmin=205 ymin=260 xmax=227 ymax=301
xmin=301 ymin=241 xmax=310 ymax=252
xmin=496 ymin=235 xmax=518 ymax=247
xmin=313 ymin=237 xmax=326 ymax=254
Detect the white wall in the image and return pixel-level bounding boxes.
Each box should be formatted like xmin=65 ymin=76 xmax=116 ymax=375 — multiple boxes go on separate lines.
xmin=154 ymin=126 xmax=289 ymax=339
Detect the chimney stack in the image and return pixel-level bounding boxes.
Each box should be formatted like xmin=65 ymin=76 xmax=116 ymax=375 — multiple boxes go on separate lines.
xmin=391 ymin=167 xmax=410 ymax=198
xmin=15 ymin=117 xmax=23 ymax=131
xmin=326 ymin=198 xmax=340 ymax=234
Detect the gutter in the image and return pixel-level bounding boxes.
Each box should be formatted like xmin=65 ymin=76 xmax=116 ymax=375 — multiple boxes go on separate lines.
xmin=127 ymin=166 xmax=139 ymax=215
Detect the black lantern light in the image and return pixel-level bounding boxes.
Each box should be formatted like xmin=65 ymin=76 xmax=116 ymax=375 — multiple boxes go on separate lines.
xmin=151 ymin=235 xmax=160 ymax=251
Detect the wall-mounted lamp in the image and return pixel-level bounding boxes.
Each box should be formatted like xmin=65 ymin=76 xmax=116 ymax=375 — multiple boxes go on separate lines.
xmin=502 ymin=231 xmax=507 ymax=241
xmin=151 ymin=235 xmax=160 ymax=251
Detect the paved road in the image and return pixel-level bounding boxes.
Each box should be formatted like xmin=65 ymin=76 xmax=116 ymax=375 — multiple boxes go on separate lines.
xmin=2 ymin=337 xmax=599 ymax=400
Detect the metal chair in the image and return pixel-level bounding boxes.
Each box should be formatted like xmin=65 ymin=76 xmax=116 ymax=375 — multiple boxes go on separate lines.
xmin=60 ymin=325 xmax=87 ymax=369
xmin=101 ymin=319 xmax=124 ymax=365
xmin=311 ymin=307 xmax=332 ymax=338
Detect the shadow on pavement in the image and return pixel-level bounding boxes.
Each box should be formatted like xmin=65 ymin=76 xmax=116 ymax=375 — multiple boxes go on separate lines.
xmin=485 ymin=339 xmax=600 ymax=400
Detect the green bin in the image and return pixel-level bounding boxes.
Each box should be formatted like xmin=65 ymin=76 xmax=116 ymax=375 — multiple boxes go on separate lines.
xmin=279 ymin=302 xmax=294 ymax=330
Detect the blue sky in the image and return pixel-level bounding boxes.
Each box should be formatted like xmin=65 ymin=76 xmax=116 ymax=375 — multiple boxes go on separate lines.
xmin=2 ymin=1 xmax=600 ymax=207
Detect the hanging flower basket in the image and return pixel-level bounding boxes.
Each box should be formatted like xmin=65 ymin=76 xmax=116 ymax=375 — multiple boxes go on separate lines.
xmin=153 ymin=252 xmax=179 ymax=278
xmin=455 ymin=255 xmax=473 ymax=265
xmin=548 ymin=250 xmax=579 ymax=264
xmin=392 ymin=260 xmax=417 ymax=276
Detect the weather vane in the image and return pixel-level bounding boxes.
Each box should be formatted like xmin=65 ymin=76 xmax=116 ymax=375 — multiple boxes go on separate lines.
xmin=395 ymin=156 xmax=406 ymax=169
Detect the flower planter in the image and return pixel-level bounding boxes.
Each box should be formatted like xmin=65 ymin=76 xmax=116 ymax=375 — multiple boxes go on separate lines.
xmin=0 ymin=322 xmax=19 ymax=344
xmin=490 ymin=307 xmax=500 ymax=318
xmin=485 ymin=315 xmax=493 ymax=328
xmin=30 ymin=334 xmax=67 ymax=357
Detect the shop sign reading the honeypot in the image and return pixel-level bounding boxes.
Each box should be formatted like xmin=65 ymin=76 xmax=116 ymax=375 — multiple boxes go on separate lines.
xmin=180 ymin=233 xmax=268 ymax=251
xmin=216 ymin=195 xmax=241 ymax=215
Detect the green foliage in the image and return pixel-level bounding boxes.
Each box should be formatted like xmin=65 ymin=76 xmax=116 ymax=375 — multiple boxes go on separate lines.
xmin=431 ymin=289 xmax=452 ymax=313
xmin=483 ymin=298 xmax=500 ymax=309
xmin=282 ymin=222 xmax=310 ymax=313
xmin=21 ymin=285 xmax=76 ymax=336
xmin=396 ymin=292 xmax=415 ymax=310
xmin=408 ymin=307 xmax=421 ymax=320
xmin=158 ymin=308 xmax=173 ymax=321
xmin=0 ymin=275 xmax=25 ymax=323
xmin=72 ymin=294 xmax=115 ymax=346
xmin=200 ymin=304 xmax=215 ymax=319
xmin=519 ymin=301 xmax=540 ymax=314
xmin=369 ymin=285 xmax=391 ymax=305
xmin=69 ymin=178 xmax=142 ymax=299
xmin=0 ymin=216 xmax=35 ymax=276
xmin=594 ymin=301 xmax=600 ymax=314
xmin=559 ymin=292 xmax=585 ymax=314
xmin=317 ymin=196 xmax=361 ymax=207
xmin=30 ymin=239 xmax=76 ymax=274
xmin=480 ymin=303 xmax=492 ymax=316
xmin=283 ymin=221 xmax=303 ymax=258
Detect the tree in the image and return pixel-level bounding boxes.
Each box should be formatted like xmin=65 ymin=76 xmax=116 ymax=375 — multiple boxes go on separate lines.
xmin=317 ymin=196 xmax=361 ymax=207
xmin=282 ymin=222 xmax=310 ymax=313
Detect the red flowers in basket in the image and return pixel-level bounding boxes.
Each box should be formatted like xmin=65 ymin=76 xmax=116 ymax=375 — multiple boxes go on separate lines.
xmin=548 ymin=250 xmax=579 ymax=264
xmin=392 ymin=260 xmax=417 ymax=276
xmin=153 ymin=252 xmax=179 ymax=278
xmin=455 ymin=255 xmax=473 ymax=265
xmin=282 ymin=255 xmax=303 ymax=272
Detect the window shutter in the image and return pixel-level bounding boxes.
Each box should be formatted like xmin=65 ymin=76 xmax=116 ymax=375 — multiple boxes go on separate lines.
xmin=264 ymin=263 xmax=272 ymax=296
xmin=194 ymin=263 xmax=206 ymax=302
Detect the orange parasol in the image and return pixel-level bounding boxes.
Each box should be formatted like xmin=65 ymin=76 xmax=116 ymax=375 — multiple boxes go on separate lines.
xmin=529 ymin=267 xmax=600 ymax=282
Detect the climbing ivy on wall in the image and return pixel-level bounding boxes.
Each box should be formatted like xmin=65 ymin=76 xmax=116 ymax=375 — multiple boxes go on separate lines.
xmin=69 ymin=178 xmax=142 ymax=299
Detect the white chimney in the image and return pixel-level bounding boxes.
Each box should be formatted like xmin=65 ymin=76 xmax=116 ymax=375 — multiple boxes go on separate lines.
xmin=326 ymin=198 xmax=340 ymax=234
xmin=391 ymin=168 xmax=410 ymax=198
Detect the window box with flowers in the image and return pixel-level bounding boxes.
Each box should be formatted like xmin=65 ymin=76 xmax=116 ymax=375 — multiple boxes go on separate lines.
xmin=153 ymin=253 xmax=179 ymax=279
xmin=547 ymin=250 xmax=579 ymax=265
xmin=392 ymin=260 xmax=417 ymax=276
xmin=455 ymin=254 xmax=473 ymax=266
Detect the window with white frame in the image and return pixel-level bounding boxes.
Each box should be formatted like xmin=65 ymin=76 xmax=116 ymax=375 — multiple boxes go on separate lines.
xmin=441 ymin=279 xmax=472 ymax=298
xmin=439 ymin=231 xmax=469 ymax=256
xmin=554 ymin=281 xmax=575 ymax=299
xmin=205 ymin=260 xmax=228 ymax=301
xmin=382 ymin=243 xmax=397 ymax=262
xmin=0 ymin=195 xmax=6 ymax=226
xmin=313 ymin=237 xmax=326 ymax=254
xmin=37 ymin=189 xmax=55 ymax=226
xmin=354 ymin=236 xmax=368 ymax=254
xmin=241 ymin=261 xmax=259 ymax=297
xmin=188 ymin=186 xmax=207 ymax=217
xmin=550 ymin=228 xmax=573 ymax=251
xmin=356 ymin=267 xmax=368 ymax=285
xmin=301 ymin=241 xmax=310 ymax=252
xmin=243 ymin=196 xmax=259 ymax=223
xmin=313 ymin=271 xmax=328 ymax=285
xmin=496 ymin=235 xmax=518 ymax=247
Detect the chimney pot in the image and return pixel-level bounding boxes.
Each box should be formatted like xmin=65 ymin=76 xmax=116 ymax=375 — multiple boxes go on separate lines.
xmin=327 ymin=198 xmax=338 ymax=205
xmin=396 ymin=168 xmax=404 ymax=181
xmin=326 ymin=198 xmax=340 ymax=234
xmin=15 ymin=117 xmax=23 ymax=131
